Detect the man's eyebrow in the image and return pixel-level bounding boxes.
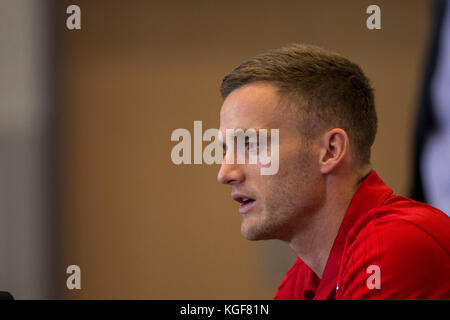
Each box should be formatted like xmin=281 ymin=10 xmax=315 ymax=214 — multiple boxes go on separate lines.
xmin=231 ymin=128 xmax=274 ymax=133
xmin=236 ymin=128 xmax=274 ymax=137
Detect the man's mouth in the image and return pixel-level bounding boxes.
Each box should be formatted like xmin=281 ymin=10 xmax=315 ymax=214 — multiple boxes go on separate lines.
xmin=232 ymin=194 xmax=256 ymax=214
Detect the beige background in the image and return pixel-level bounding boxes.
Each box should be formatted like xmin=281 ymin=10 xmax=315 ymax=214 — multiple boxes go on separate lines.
xmin=58 ymin=0 xmax=431 ymax=298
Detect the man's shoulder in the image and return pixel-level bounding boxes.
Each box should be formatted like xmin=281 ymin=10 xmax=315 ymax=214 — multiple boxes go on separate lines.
xmin=337 ymin=195 xmax=450 ymax=299
xmin=347 ymin=194 xmax=450 ymax=253
xmin=274 ymin=258 xmax=314 ymax=300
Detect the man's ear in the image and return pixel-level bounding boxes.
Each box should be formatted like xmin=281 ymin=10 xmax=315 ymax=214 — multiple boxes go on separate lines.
xmin=318 ymin=128 xmax=349 ymax=174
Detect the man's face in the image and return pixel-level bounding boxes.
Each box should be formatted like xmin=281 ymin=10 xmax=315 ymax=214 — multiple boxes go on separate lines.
xmin=218 ymin=82 xmax=324 ymax=241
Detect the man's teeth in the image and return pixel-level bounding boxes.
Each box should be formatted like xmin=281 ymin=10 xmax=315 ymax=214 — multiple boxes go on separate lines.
xmin=243 ymin=198 xmax=249 ymax=202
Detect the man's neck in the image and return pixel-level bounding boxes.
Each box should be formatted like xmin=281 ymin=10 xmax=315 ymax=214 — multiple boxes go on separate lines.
xmin=287 ymin=165 xmax=372 ymax=278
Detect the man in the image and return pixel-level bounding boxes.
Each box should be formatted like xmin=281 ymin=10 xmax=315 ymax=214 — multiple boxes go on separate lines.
xmin=217 ymin=44 xmax=450 ymax=299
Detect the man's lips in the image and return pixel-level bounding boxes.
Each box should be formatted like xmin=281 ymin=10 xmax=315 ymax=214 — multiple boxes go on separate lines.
xmin=231 ymin=193 xmax=256 ymax=214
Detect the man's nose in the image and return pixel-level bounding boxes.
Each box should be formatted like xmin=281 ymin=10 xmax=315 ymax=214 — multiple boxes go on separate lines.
xmin=217 ymin=162 xmax=245 ymax=185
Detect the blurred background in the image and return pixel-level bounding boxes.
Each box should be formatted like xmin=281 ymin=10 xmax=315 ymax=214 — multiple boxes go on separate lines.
xmin=0 ymin=0 xmax=448 ymax=299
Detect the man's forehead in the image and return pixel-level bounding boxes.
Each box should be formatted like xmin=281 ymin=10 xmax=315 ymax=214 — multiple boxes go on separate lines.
xmin=219 ymin=82 xmax=282 ymax=130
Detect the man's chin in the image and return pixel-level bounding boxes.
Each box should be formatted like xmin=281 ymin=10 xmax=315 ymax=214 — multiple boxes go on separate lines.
xmin=241 ymin=225 xmax=275 ymax=241
xmin=242 ymin=233 xmax=263 ymax=241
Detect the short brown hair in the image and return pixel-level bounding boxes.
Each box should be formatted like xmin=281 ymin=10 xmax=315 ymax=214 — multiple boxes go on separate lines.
xmin=220 ymin=44 xmax=377 ymax=165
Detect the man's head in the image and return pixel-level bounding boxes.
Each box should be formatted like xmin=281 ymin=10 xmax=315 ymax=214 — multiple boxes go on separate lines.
xmin=218 ymin=44 xmax=377 ymax=241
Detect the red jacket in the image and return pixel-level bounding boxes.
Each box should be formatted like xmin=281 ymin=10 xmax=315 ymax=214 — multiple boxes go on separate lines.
xmin=274 ymin=170 xmax=450 ymax=300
